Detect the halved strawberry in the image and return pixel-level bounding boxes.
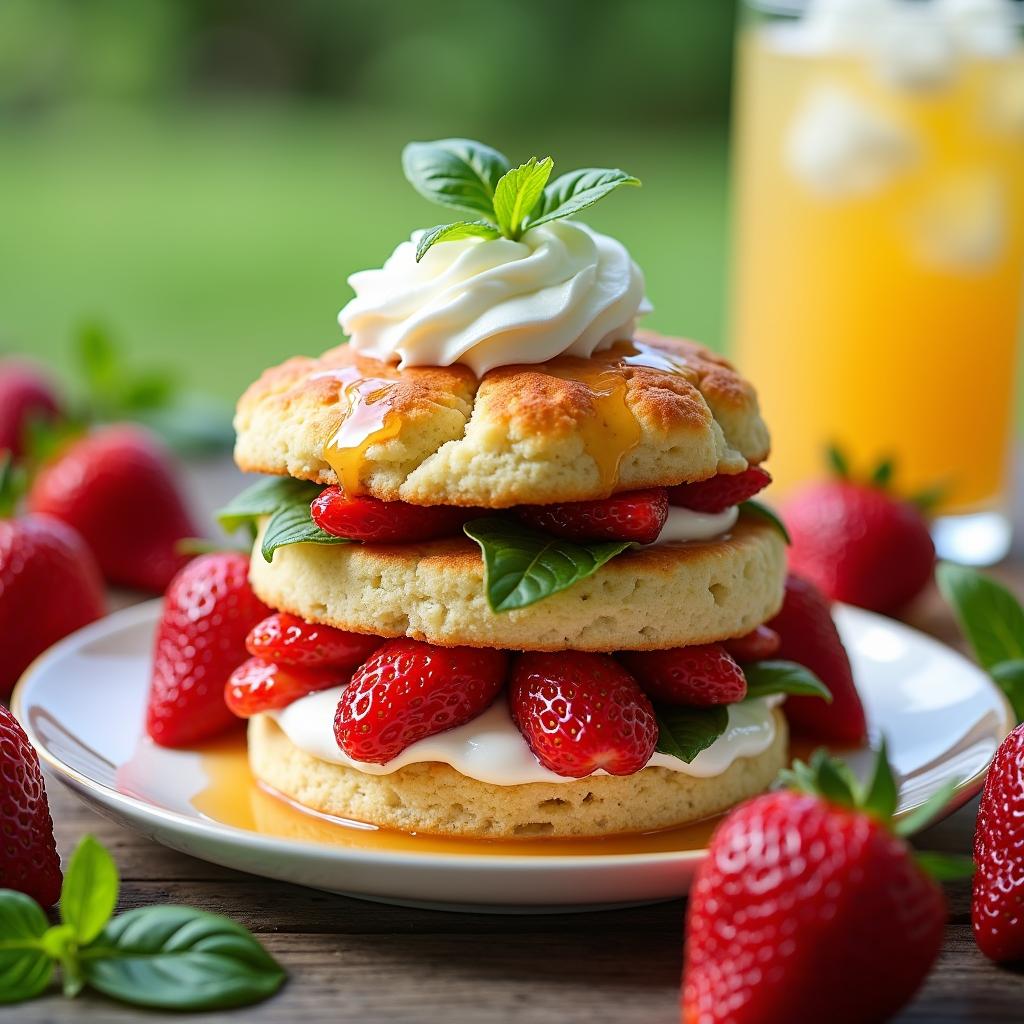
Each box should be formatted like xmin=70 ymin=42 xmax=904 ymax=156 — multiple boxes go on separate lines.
xmin=668 ymin=466 xmax=771 ymax=513
xmin=517 ymin=488 xmax=669 ymax=544
xmin=619 ymin=644 xmax=746 ymax=706
xmin=246 ymin=612 xmax=383 ymax=669
xmin=311 ymin=486 xmax=473 ymax=543
xmin=723 ymin=625 xmax=782 ymax=663
xmin=509 ymin=651 xmax=658 ymax=777
xmin=334 ymin=639 xmax=507 ymax=764
xmin=225 ymin=656 xmax=343 ymax=717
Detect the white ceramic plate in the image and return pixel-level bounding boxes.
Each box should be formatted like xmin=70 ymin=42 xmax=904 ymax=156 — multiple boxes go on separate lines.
xmin=13 ymin=601 xmax=1013 ymax=913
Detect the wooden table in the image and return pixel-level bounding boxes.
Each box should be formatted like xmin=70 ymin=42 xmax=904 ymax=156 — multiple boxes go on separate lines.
xmin=23 ymin=460 xmax=1024 ymax=1023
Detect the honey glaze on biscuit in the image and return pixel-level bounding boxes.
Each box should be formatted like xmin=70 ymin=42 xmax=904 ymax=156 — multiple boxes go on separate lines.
xmin=315 ymin=338 xmax=694 ymax=499
xmin=316 ymin=366 xmax=402 ymax=496
xmin=188 ymin=735 xmax=724 ymax=855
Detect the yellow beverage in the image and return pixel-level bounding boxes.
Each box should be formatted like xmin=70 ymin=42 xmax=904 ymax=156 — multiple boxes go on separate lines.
xmin=731 ymin=12 xmax=1024 ymax=520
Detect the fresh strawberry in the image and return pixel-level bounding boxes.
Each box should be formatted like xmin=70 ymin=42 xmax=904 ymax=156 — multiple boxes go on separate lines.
xmin=517 ymin=488 xmax=668 ymax=544
xmin=246 ymin=612 xmax=383 ymax=669
xmin=0 ymin=454 xmax=105 ymax=698
xmin=782 ymin=456 xmax=935 ymax=614
xmin=146 ymin=552 xmax=271 ymax=747
xmin=0 ymin=359 xmax=60 ymax=458
xmin=768 ymin=574 xmax=867 ymax=744
xmin=0 ymin=705 xmax=62 ymax=905
xmin=28 ymin=424 xmax=198 ymax=593
xmin=668 ymin=466 xmax=771 ymax=513
xmin=225 ymin=656 xmax=343 ymax=718
xmin=618 ymin=644 xmax=746 ymax=706
xmin=334 ymin=639 xmax=507 ymax=764
xmin=509 ymin=651 xmax=658 ymax=777
xmin=683 ymin=748 xmax=949 ymax=1024
xmin=973 ymin=722 xmax=1024 ymax=962
xmin=722 ymin=625 xmax=781 ymax=662
xmin=311 ymin=486 xmax=473 ymax=544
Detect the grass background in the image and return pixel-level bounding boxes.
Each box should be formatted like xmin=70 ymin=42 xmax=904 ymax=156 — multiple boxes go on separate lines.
xmin=3 ymin=110 xmax=729 ymax=403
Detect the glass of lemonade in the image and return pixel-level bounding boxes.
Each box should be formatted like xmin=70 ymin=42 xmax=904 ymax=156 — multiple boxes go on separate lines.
xmin=730 ymin=0 xmax=1024 ymax=564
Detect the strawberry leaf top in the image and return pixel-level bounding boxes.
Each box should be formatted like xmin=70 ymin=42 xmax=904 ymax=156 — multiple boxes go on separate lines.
xmin=0 ymin=452 xmax=27 ymax=518
xmin=403 ymin=138 xmax=640 ymax=261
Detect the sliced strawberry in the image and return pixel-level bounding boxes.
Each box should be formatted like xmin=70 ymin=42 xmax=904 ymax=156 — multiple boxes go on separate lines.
xmin=517 ymin=488 xmax=668 ymax=544
xmin=619 ymin=643 xmax=746 ymax=706
xmin=723 ymin=625 xmax=782 ymax=663
xmin=225 ymin=657 xmax=343 ymax=718
xmin=311 ymin=486 xmax=474 ymax=543
xmin=0 ymin=706 xmax=62 ymax=906
xmin=246 ymin=612 xmax=383 ymax=669
xmin=334 ymin=639 xmax=507 ymax=764
xmin=769 ymin=574 xmax=867 ymax=744
xmin=146 ymin=552 xmax=272 ymax=747
xmin=509 ymin=651 xmax=658 ymax=778
xmin=668 ymin=466 xmax=771 ymax=513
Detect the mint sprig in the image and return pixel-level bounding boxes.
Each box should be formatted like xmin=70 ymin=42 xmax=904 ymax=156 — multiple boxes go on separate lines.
xmin=403 ymin=138 xmax=640 ymax=261
xmin=655 ymin=705 xmax=729 ymax=763
xmin=0 ymin=835 xmax=285 ymax=1009
xmin=937 ymin=561 xmax=1024 ymax=722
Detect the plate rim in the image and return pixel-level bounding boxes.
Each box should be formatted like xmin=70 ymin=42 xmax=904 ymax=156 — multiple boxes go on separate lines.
xmin=13 ymin=599 xmax=1015 ymax=872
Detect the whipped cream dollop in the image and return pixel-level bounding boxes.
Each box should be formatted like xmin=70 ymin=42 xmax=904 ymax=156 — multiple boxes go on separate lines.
xmin=654 ymin=504 xmax=739 ymax=544
xmin=338 ymin=220 xmax=650 ymax=376
xmin=271 ymin=689 xmax=781 ymax=787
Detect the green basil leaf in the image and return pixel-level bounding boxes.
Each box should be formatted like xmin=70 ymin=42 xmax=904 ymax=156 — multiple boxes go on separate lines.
xmin=415 ymin=220 xmax=501 ymax=262
xmin=739 ymin=499 xmax=791 ymax=544
xmin=937 ymin=562 xmax=1024 ymax=671
xmin=82 ymin=906 xmax=285 ymax=1011
xmin=743 ymin=660 xmax=832 ymax=702
xmin=217 ymin=476 xmax=321 ymax=535
xmin=402 ymin=139 xmax=511 ymax=219
xmin=526 ymin=168 xmax=640 ymax=230
xmin=261 ymin=501 xmax=350 ymax=563
xmin=492 ymin=157 xmax=553 ymax=239
xmin=0 ymin=890 xmax=53 ymax=1005
xmin=990 ymin=660 xmax=1024 ymax=724
xmin=654 ymin=705 xmax=729 ymax=763
xmin=60 ymin=835 xmax=119 ymax=945
xmin=463 ymin=519 xmax=629 ymax=612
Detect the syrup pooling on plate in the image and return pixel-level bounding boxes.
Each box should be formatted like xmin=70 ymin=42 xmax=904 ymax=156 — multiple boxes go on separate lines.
xmin=190 ymin=734 xmax=722 ymax=856
xmin=318 ymin=369 xmax=402 ymax=496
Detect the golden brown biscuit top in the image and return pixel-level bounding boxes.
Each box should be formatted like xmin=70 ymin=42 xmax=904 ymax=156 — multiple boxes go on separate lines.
xmin=233 ymin=330 xmax=770 ymax=508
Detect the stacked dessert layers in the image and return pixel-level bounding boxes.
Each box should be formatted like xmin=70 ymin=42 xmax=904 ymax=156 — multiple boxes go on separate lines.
xmin=222 ymin=140 xmax=792 ymax=839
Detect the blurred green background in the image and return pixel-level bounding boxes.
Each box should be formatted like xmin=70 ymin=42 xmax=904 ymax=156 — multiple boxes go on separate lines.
xmin=1 ymin=0 xmax=737 ymax=403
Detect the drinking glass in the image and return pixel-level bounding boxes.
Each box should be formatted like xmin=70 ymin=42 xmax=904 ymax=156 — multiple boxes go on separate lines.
xmin=730 ymin=0 xmax=1024 ymax=563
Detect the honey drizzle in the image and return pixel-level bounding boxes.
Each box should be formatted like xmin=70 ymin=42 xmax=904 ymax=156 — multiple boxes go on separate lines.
xmin=319 ymin=368 xmax=402 ymax=496
xmin=189 ymin=735 xmax=723 ymax=857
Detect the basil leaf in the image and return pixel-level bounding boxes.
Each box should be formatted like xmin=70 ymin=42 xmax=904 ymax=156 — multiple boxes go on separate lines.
xmin=654 ymin=705 xmax=729 ymax=763
xmin=0 ymin=890 xmax=53 ymax=1005
xmin=526 ymin=168 xmax=640 ymax=230
xmin=82 ymin=906 xmax=285 ymax=1011
xmin=60 ymin=835 xmax=119 ymax=945
xmin=415 ymin=220 xmax=501 ymax=263
xmin=990 ymin=660 xmax=1024 ymax=723
xmin=261 ymin=501 xmax=350 ymax=563
xmin=937 ymin=562 xmax=1024 ymax=671
xmin=739 ymin=499 xmax=791 ymax=544
xmin=743 ymin=660 xmax=832 ymax=702
xmin=402 ymin=139 xmax=511 ymax=219
xmin=217 ymin=476 xmax=321 ymax=535
xmin=463 ymin=519 xmax=629 ymax=612
xmin=493 ymin=157 xmax=553 ymax=239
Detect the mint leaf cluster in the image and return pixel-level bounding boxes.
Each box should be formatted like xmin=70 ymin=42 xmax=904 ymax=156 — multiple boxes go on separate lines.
xmin=402 ymin=138 xmax=640 ymax=262
xmin=0 ymin=835 xmax=285 ymax=1009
